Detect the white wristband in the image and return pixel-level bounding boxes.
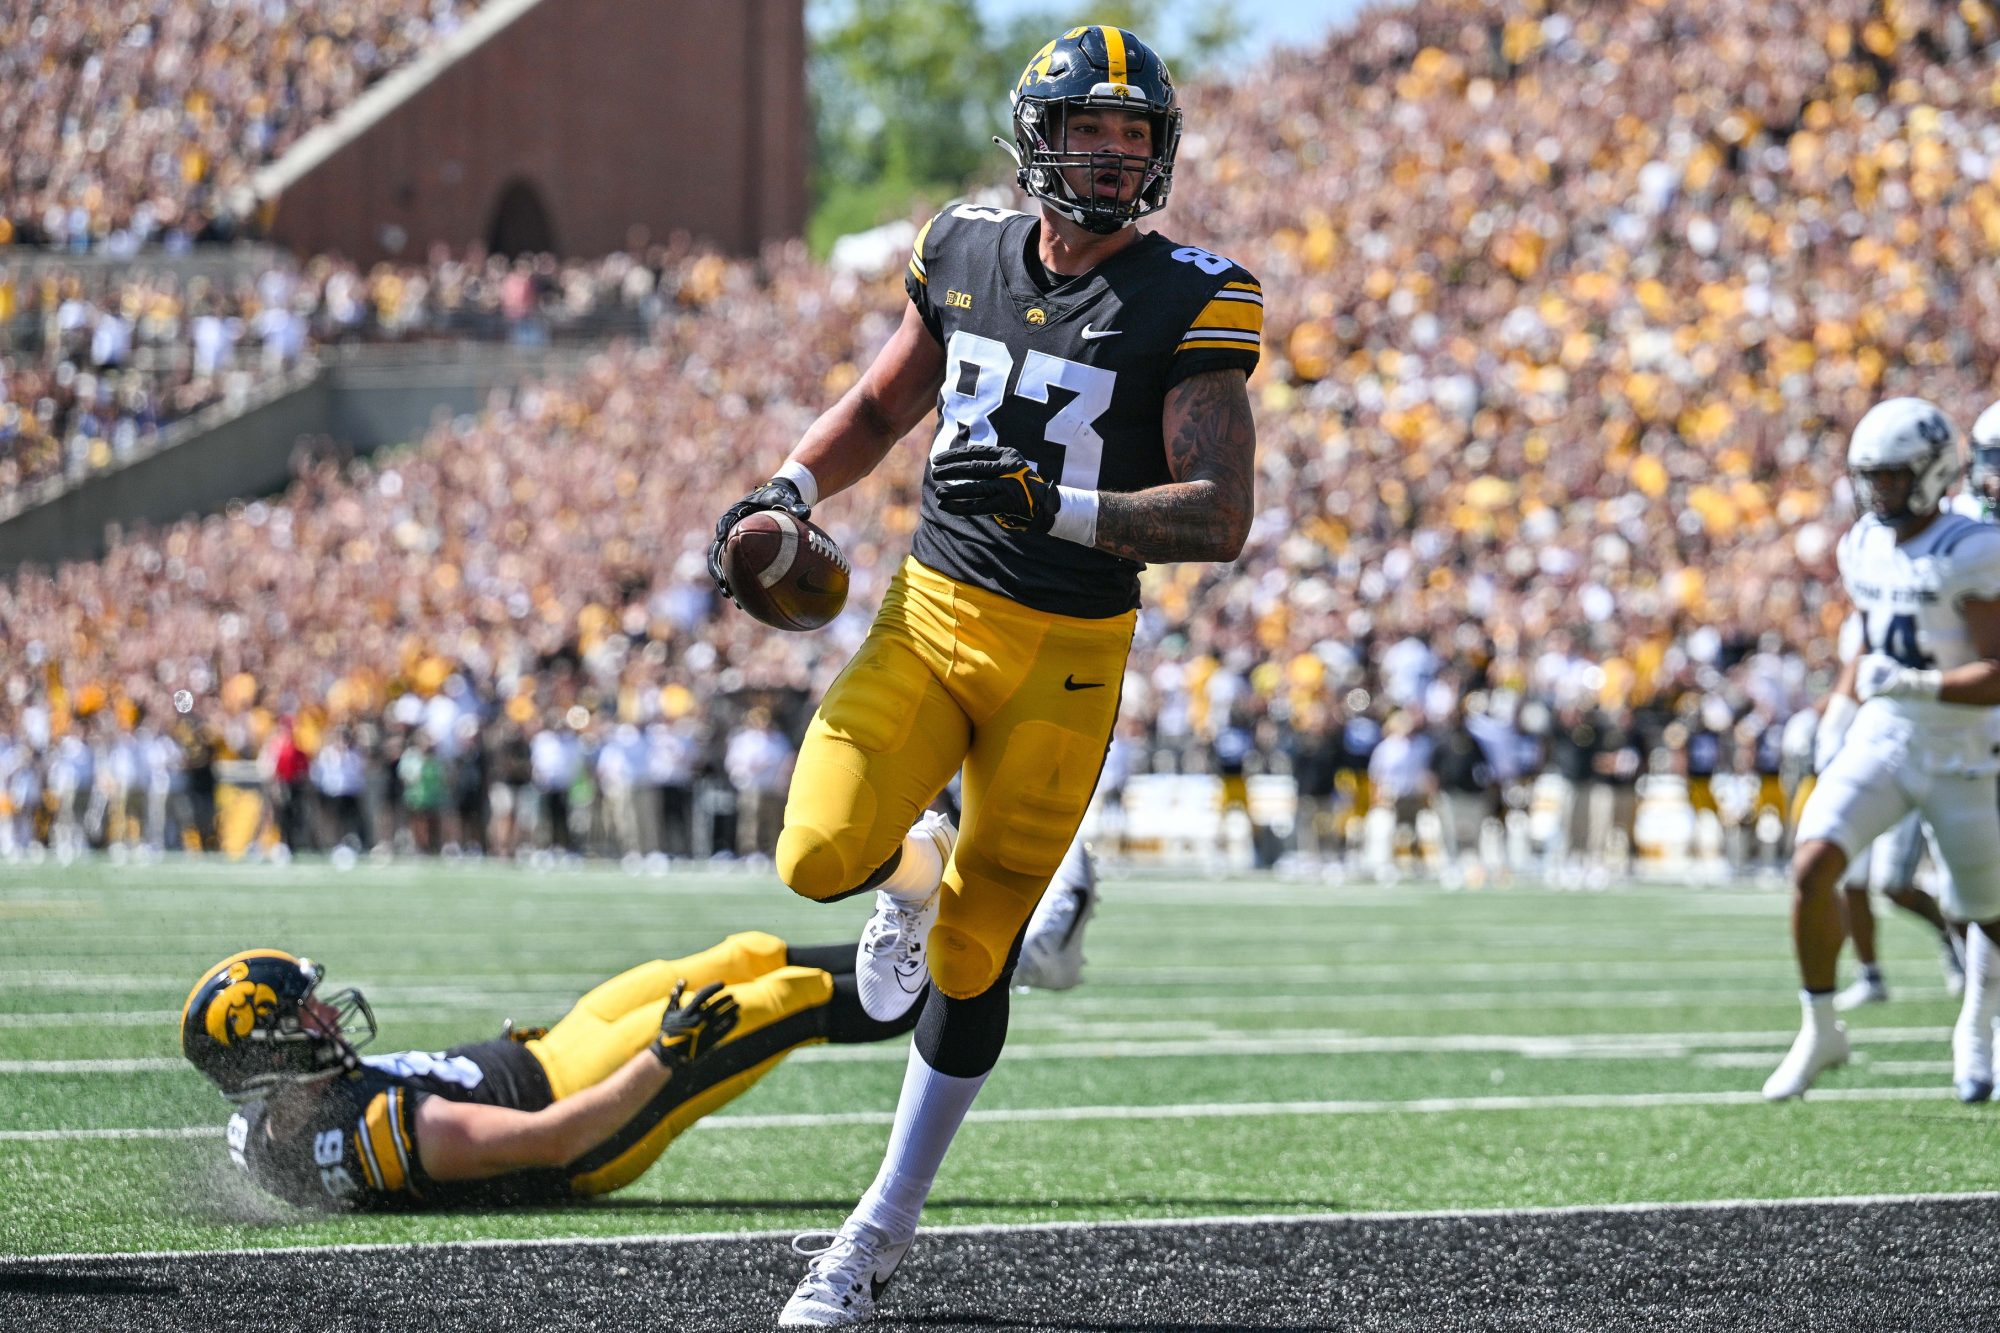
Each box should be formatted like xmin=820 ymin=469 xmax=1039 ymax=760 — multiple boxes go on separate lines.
xmin=1050 ymin=485 xmax=1099 ymax=547
xmin=1903 ymin=668 xmax=1944 ymax=700
xmin=773 ymin=459 xmax=819 ymax=508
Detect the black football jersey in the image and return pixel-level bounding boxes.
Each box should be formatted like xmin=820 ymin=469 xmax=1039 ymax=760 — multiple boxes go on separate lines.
xmin=905 ymin=203 xmax=1262 ymax=619
xmin=227 ymin=1038 xmax=563 ymax=1211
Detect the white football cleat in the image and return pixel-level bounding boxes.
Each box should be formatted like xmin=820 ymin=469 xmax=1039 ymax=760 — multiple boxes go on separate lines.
xmin=855 ymin=811 xmax=955 ymax=1022
xmin=1762 ymin=1021 xmax=1850 ymax=1101
xmin=1953 ymin=1011 xmax=1997 ymax=1104
xmin=778 ymin=1221 xmax=913 ymax=1327
xmin=1832 ymin=976 xmax=1889 ymax=1011
xmin=1015 ymin=847 xmax=1098 ymax=991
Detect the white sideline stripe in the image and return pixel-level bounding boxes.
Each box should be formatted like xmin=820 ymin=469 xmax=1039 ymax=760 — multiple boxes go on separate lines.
xmin=0 ymin=1028 xmax=1956 ymax=1074
xmin=7 ymin=1189 xmax=1996 ymax=1267
xmin=0 ymin=1083 xmax=1961 ymax=1144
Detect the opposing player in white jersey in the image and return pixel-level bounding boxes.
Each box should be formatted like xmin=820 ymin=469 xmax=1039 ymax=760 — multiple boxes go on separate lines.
xmin=1824 ymin=605 xmax=1967 ymax=1009
xmin=1766 ymin=398 xmax=2000 ymax=1103
xmin=1829 ymin=403 xmax=1996 ymax=1004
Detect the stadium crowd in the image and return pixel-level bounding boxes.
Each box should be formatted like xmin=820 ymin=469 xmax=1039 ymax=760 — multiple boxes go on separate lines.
xmin=1 ymin=0 xmax=490 ymax=252
xmin=0 ymin=247 xmax=673 ymax=500
xmin=4 ymin=0 xmax=2000 ymax=875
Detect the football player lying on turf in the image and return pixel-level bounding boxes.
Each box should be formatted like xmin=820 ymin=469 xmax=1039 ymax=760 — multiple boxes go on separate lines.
xmin=181 ymin=931 xmax=920 ymax=1210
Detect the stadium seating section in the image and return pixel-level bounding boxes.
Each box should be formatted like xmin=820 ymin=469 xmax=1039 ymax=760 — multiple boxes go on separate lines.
xmin=4 ymin=0 xmax=1999 ymax=874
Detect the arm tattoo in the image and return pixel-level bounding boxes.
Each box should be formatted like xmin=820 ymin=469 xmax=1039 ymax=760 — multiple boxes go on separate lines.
xmin=1094 ymin=370 xmax=1256 ymax=564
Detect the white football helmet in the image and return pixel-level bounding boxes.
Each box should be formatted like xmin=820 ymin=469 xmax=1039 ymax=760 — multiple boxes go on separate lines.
xmin=1969 ymin=399 xmax=2000 ymax=517
xmin=1847 ymin=397 xmax=1957 ymax=521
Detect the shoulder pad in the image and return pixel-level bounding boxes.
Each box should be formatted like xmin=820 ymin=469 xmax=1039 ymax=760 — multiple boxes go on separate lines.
xmin=942 ymin=201 xmax=1029 ymax=226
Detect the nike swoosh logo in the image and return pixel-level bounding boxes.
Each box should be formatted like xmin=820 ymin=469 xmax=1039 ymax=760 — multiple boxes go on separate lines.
xmin=1063 ymin=675 xmax=1105 ymax=691
xmin=871 ymin=1275 xmax=893 ymax=1301
xmin=1080 ymin=325 xmax=1121 ymax=340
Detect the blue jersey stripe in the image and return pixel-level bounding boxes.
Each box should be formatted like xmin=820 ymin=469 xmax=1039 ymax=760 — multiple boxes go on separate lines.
xmin=1934 ymin=515 xmax=1984 ymax=557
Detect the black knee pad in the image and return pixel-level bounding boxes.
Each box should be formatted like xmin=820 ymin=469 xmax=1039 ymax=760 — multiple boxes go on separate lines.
xmin=913 ymin=925 xmax=1024 ymax=1078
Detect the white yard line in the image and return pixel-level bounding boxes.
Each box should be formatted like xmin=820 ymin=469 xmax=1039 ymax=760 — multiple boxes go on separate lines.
xmin=697 ymin=1084 xmax=1958 ymax=1127
xmin=5 ymin=1188 xmax=1992 ymax=1267
xmin=0 ymin=1058 xmax=182 ymax=1073
xmin=0 ymin=1083 xmax=1958 ymax=1145
xmin=0 ymin=1010 xmax=178 ymax=1027
xmin=0 ymin=1125 xmax=216 ymax=1142
xmin=1 ymin=987 xmax=1874 ymax=1016
xmin=0 ymin=1026 xmax=1955 ymax=1074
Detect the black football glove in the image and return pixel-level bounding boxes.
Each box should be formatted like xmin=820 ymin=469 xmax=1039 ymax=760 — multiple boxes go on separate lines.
xmin=651 ymin=980 xmax=741 ymax=1071
xmin=932 ymin=442 xmax=1061 ymax=534
xmin=708 ymin=477 xmax=813 ymax=601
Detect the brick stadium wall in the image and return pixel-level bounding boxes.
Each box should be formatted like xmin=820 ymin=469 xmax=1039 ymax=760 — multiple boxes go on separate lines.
xmin=265 ymin=0 xmax=807 ymax=262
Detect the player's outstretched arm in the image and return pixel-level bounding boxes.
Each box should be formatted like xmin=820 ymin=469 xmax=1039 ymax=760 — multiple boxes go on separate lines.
xmin=1094 ymin=368 xmax=1255 ymax=564
xmin=789 ymin=302 xmax=947 ymax=503
xmin=415 ymin=982 xmax=740 ymax=1182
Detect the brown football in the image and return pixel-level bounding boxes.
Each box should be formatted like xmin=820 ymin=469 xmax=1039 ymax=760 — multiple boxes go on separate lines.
xmin=721 ymin=510 xmax=851 ymax=631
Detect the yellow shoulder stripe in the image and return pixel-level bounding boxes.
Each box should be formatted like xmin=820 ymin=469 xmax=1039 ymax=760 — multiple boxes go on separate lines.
xmin=361 ymin=1090 xmax=408 ymax=1193
xmin=908 ymin=215 xmax=936 ymax=285
xmin=1224 ymin=280 xmax=1262 ymax=295
xmin=1188 ymin=297 xmax=1264 ymax=335
xmin=1179 ymin=339 xmax=1262 ymax=353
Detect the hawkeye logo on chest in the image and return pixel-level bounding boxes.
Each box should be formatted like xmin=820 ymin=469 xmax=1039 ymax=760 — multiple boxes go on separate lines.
xmin=945 ymin=290 xmax=974 ymax=309
xmin=1025 ymin=308 xmax=1047 ymax=325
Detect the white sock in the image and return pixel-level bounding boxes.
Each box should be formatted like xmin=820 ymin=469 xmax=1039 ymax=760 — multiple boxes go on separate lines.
xmin=875 ymin=823 xmax=945 ymax=908
xmin=1962 ymin=927 xmax=2000 ymax=1029
xmin=849 ymin=1047 xmax=987 ymax=1239
xmin=1800 ymin=990 xmax=1836 ymax=1027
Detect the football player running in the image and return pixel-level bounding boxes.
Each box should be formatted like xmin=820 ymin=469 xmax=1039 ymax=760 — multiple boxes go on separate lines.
xmin=182 ymin=932 xmax=920 ymax=1211
xmin=707 ymin=25 xmax=1257 ymax=1325
xmin=1766 ymin=398 xmax=2000 ymax=1103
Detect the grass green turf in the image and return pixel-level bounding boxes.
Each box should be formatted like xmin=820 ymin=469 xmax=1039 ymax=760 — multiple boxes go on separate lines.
xmin=1 ymin=859 xmax=1994 ymax=1256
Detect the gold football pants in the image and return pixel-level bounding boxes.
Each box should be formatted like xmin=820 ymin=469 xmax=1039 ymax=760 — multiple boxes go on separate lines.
xmin=522 ymin=930 xmax=831 ymax=1195
xmin=777 ymin=557 xmax=1134 ymax=999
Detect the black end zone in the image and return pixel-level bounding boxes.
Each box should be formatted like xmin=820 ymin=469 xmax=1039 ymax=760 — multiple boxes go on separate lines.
xmin=4 ymin=1199 xmax=1998 ymax=1331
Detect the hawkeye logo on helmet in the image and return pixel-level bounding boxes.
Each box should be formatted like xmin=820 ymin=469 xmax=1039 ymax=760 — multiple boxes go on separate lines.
xmin=206 ymin=965 xmax=280 ymax=1046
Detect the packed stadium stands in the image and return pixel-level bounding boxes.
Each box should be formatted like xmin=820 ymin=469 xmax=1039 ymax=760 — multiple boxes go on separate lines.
xmin=4 ymin=0 xmax=2000 ymax=877
xmin=0 ymin=247 xmax=668 ymax=501
xmin=0 ymin=0 xmax=490 ymax=251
